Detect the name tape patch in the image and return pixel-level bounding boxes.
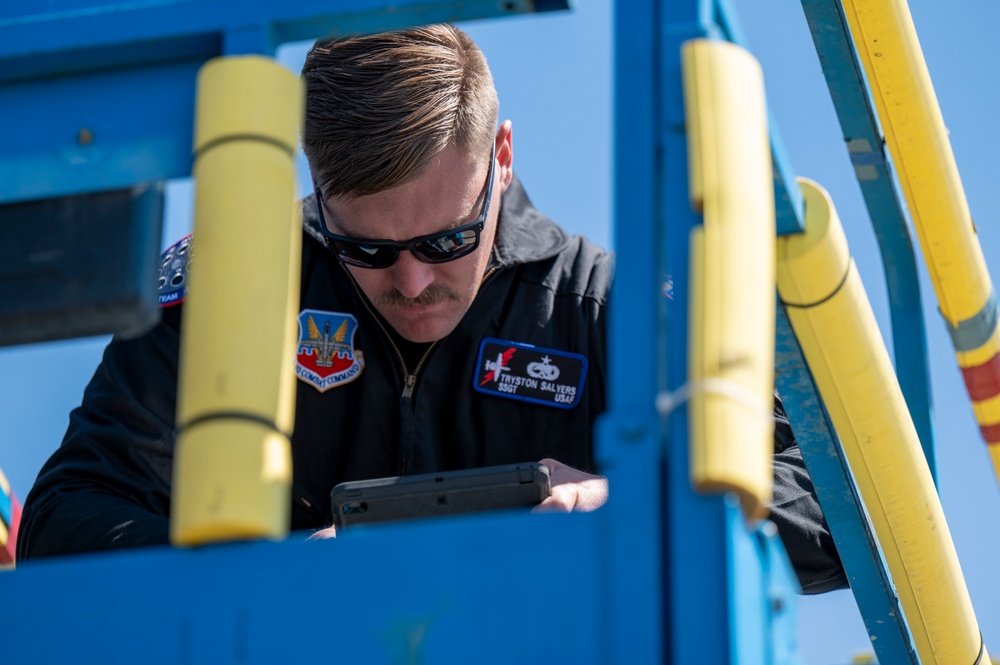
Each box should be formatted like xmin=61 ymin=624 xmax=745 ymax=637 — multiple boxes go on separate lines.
xmin=473 ymin=338 xmax=587 ymax=409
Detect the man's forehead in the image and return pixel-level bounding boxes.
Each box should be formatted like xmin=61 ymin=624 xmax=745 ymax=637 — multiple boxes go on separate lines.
xmin=324 ymin=148 xmax=489 ymax=240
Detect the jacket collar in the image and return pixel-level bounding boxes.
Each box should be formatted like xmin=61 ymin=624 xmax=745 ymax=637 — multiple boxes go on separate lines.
xmin=301 ymin=172 xmax=570 ymax=268
xmin=490 ymin=174 xmax=570 ymax=267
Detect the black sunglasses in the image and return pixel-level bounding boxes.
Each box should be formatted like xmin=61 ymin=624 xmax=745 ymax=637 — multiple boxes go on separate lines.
xmin=315 ymin=142 xmax=496 ymax=269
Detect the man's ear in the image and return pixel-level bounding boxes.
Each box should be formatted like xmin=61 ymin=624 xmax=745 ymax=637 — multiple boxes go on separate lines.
xmin=495 ymin=120 xmax=514 ymax=193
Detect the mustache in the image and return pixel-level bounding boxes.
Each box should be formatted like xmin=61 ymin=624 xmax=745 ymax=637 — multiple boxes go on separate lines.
xmin=375 ymin=284 xmax=460 ymax=308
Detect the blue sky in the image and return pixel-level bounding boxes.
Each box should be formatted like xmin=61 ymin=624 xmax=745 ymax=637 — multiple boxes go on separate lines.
xmin=1 ymin=1 xmax=997 ymax=662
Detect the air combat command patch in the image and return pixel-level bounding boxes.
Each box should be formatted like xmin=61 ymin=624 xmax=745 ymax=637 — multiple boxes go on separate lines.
xmin=296 ymin=309 xmax=365 ymax=392
xmin=473 ymin=338 xmax=587 ymax=409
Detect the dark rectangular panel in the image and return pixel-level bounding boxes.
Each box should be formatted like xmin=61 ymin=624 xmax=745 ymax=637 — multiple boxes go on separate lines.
xmin=0 ymin=183 xmax=163 ymax=346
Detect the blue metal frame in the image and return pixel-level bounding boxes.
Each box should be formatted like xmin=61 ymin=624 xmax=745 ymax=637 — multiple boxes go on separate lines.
xmin=720 ymin=0 xmax=929 ymax=659
xmin=797 ymin=0 xmax=935 ymax=481
xmin=657 ymin=1 xmax=803 ymax=662
xmin=729 ymin=499 xmax=803 ymax=665
xmin=5 ymin=514 xmax=608 ymax=663
xmin=775 ymin=310 xmax=919 ymax=664
xmin=658 ymin=1 xmax=732 ymax=660
xmin=606 ymin=0 xmax=667 ymax=659
xmin=0 ymin=0 xmax=572 ymax=204
xmin=0 ymin=61 xmax=201 ymax=203
xmin=0 ymin=1 xmax=677 ymax=661
xmin=0 ymin=1 xmax=571 ymax=70
xmin=1 ymin=0 xmax=936 ymax=660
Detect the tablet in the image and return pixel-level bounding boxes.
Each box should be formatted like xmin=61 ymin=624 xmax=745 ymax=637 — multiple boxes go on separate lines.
xmin=330 ymin=462 xmax=551 ymax=527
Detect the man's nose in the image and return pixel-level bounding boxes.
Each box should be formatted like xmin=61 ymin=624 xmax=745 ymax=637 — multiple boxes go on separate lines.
xmin=390 ymin=250 xmax=436 ymax=299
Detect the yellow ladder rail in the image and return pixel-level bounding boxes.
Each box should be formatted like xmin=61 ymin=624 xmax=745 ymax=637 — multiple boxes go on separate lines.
xmin=842 ymin=0 xmax=1000 ymax=481
xmin=777 ymin=177 xmax=986 ymax=665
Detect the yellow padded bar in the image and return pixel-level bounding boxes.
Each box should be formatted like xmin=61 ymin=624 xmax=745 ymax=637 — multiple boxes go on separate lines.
xmin=841 ymin=0 xmax=1000 ymax=476
xmin=777 ymin=178 xmax=983 ymax=665
xmin=682 ymin=39 xmax=774 ymax=521
xmin=171 ymin=56 xmax=302 ymax=546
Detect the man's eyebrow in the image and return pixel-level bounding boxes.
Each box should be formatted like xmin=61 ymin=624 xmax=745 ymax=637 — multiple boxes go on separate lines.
xmin=325 ymin=189 xmax=486 ymax=240
xmin=319 ymin=200 xmax=377 ymax=240
xmin=433 ymin=192 xmax=487 ymax=233
xmin=319 ymin=202 xmax=359 ymax=238
xmin=442 ymin=197 xmax=483 ymax=229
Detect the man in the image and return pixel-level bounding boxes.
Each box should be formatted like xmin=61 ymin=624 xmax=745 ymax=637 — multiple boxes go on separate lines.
xmin=17 ymin=25 xmax=844 ymax=593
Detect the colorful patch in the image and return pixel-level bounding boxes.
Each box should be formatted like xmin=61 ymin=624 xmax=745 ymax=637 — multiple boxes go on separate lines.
xmin=157 ymin=233 xmax=193 ymax=307
xmin=473 ymin=338 xmax=587 ymax=409
xmin=296 ymin=309 xmax=365 ymax=392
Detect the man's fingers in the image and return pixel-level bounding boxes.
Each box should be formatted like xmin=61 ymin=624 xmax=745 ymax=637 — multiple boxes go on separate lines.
xmin=533 ymin=484 xmax=577 ymax=513
xmin=306 ymin=525 xmax=337 ymax=540
xmin=573 ymin=478 xmax=609 ymax=512
xmin=535 ymin=457 xmax=609 ymax=513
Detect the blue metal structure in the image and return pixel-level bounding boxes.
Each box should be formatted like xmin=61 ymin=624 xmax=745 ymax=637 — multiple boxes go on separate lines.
xmin=658 ymin=2 xmax=773 ymax=662
xmin=0 ymin=0 xmax=570 ymax=204
xmin=798 ymin=0 xmax=936 ymax=481
xmin=0 ymin=0 xmax=963 ymax=662
xmin=725 ymin=2 xmax=924 ymax=661
xmin=0 ymin=0 xmax=686 ymax=661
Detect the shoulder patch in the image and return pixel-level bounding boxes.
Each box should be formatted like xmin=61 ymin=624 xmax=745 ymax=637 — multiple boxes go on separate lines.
xmin=158 ymin=233 xmax=193 ymax=307
xmin=473 ymin=338 xmax=587 ymax=409
xmin=296 ymin=309 xmax=365 ymax=392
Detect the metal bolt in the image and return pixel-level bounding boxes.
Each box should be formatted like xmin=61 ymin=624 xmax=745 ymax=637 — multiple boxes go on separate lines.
xmin=77 ymin=128 xmax=94 ymax=146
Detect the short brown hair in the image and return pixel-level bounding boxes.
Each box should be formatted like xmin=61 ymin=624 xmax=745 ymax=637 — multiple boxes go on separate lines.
xmin=302 ymin=25 xmax=499 ymax=200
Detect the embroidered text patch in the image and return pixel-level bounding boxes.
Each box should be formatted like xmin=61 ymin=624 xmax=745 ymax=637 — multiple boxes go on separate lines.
xmin=473 ymin=338 xmax=587 ymax=409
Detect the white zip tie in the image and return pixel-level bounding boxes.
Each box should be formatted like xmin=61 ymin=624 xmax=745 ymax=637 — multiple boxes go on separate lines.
xmin=655 ymin=378 xmax=772 ymax=424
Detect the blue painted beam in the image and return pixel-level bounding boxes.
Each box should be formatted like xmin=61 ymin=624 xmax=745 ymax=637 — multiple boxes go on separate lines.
xmin=659 ymin=30 xmax=731 ymax=665
xmin=718 ymin=0 xmax=928 ymax=659
xmin=658 ymin=2 xmax=807 ymax=662
xmin=602 ymin=0 xmax=666 ymax=660
xmin=659 ymin=0 xmax=726 ymax=661
xmin=1 ymin=512 xmax=604 ymax=662
xmin=0 ymin=0 xmax=570 ymax=204
xmin=0 ymin=0 xmax=571 ymax=80
xmin=1 ymin=61 xmax=199 ymax=203
xmin=658 ymin=2 xmax=789 ymax=663
xmin=798 ymin=0 xmax=935 ymax=481
xmin=755 ymin=520 xmax=804 ymax=665
xmin=728 ymin=499 xmax=803 ymax=665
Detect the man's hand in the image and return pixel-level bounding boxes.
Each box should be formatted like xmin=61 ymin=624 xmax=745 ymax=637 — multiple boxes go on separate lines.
xmin=306 ymin=525 xmax=337 ymax=541
xmin=534 ymin=458 xmax=608 ymax=513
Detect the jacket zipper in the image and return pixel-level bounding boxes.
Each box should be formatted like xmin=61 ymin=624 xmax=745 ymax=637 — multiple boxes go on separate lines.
xmin=346 ymin=264 xmax=499 ymax=473
xmin=346 ymin=277 xmax=438 ymax=396
xmin=345 ymin=263 xmax=498 ymax=398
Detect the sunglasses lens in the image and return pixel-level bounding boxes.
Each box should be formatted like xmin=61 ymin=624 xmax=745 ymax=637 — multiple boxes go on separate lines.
xmin=323 ymin=222 xmax=482 ymax=268
xmin=329 ymin=240 xmax=397 ymax=268
xmin=415 ymin=228 xmax=481 ymax=263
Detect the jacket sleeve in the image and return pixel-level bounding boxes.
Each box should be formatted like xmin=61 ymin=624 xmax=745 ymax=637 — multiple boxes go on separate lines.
xmin=16 ymin=313 xmax=181 ymax=560
xmin=769 ymin=396 xmax=848 ymax=594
